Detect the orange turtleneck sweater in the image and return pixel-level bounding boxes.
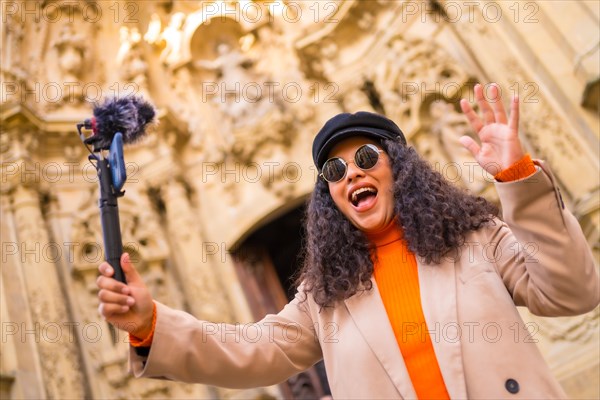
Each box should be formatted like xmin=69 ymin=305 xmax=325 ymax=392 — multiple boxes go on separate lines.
xmin=367 ymin=225 xmax=450 ymax=399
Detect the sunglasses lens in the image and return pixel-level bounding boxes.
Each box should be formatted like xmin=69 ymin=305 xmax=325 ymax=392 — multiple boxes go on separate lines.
xmin=355 ymin=145 xmax=380 ymax=169
xmin=322 ymin=158 xmax=347 ymax=182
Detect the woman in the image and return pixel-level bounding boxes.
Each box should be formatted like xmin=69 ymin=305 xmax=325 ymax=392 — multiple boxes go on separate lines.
xmin=97 ymin=84 xmax=599 ymax=399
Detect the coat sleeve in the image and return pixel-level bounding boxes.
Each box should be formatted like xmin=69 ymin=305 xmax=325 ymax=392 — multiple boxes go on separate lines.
xmin=488 ymin=160 xmax=599 ymax=316
xmin=129 ymin=291 xmax=323 ymax=388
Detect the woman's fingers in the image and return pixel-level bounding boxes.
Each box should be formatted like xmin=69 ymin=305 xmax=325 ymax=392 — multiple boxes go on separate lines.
xmin=460 ymin=98 xmax=483 ymax=133
xmin=98 ymin=288 xmax=135 ymax=306
xmin=98 ymin=302 xmax=131 ymax=318
xmin=489 ymin=84 xmax=508 ymax=124
xmin=120 ymin=253 xmax=143 ymax=286
xmin=508 ymin=94 xmax=520 ymax=134
xmin=96 ymin=274 xmax=130 ymax=295
xmin=458 ymin=136 xmax=480 ymax=158
xmin=96 ymin=255 xmax=153 ymax=335
xmin=98 ymin=261 xmax=113 ymax=277
xmin=462 ymin=83 xmax=512 ymax=131
xmin=475 ymin=84 xmax=495 ymax=125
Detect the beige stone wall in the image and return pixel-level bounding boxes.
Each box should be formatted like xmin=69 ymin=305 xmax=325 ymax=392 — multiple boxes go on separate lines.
xmin=1 ymin=1 xmax=598 ymax=398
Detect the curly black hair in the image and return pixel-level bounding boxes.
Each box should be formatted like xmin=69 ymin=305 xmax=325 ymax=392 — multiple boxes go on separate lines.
xmin=297 ymin=138 xmax=499 ymax=308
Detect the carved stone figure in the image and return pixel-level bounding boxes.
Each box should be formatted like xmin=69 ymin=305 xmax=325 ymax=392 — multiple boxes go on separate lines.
xmin=158 ymin=12 xmax=187 ymax=66
xmin=195 ymin=43 xmax=259 ymax=122
xmin=374 ymin=36 xmax=468 ymax=123
xmin=52 ymin=23 xmax=87 ymax=103
xmin=343 ymin=87 xmax=375 ymax=113
xmin=54 ymin=24 xmax=85 ymax=81
xmin=117 ymin=27 xmax=150 ymax=97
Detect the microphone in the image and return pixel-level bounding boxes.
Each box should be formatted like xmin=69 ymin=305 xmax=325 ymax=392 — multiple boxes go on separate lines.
xmin=82 ymin=96 xmax=156 ymax=150
xmin=76 ymin=95 xmax=156 ymax=283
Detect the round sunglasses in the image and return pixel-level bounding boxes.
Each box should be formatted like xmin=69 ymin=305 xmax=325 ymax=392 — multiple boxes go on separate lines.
xmin=320 ymin=144 xmax=384 ymax=183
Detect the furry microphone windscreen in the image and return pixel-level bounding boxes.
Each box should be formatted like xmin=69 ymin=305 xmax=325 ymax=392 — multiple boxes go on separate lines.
xmin=92 ymin=96 xmax=156 ymax=149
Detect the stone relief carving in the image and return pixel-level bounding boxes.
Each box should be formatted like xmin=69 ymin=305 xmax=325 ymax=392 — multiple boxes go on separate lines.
xmin=535 ymin=308 xmax=600 ymax=344
xmin=156 ymin=12 xmax=187 ymax=66
xmin=117 ymin=27 xmax=150 ymax=98
xmin=160 ymin=179 xmax=235 ymax=322
xmin=51 ymin=23 xmax=87 ymax=104
xmin=53 ymin=24 xmax=86 ymax=82
xmin=1 ymin=10 xmax=26 ymax=106
xmin=357 ymin=11 xmax=375 ymax=31
xmin=193 ymin=43 xmax=261 ymax=128
xmin=572 ymin=190 xmax=600 ymax=263
xmin=255 ymin=144 xmax=298 ymax=201
xmin=142 ymin=7 xmax=326 ymax=203
xmin=0 ymin=130 xmax=40 ymax=193
xmin=342 ymin=86 xmax=376 ymax=112
xmin=416 ymin=100 xmax=497 ymax=199
xmin=70 ymin=188 xmax=169 ymax=282
xmin=190 ymin=41 xmax=296 ymax=165
xmin=162 ymin=16 xmax=319 ymax=201
xmin=373 ymin=36 xmax=469 ymax=128
xmin=10 ymin=185 xmax=86 ymax=399
xmin=504 ymin=58 xmax=599 ymax=207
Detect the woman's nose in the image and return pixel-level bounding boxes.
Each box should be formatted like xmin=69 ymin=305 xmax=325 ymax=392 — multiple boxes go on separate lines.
xmin=345 ymin=161 xmax=364 ymax=181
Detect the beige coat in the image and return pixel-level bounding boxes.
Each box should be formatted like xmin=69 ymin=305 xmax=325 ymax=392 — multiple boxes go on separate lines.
xmin=130 ymin=161 xmax=599 ymax=399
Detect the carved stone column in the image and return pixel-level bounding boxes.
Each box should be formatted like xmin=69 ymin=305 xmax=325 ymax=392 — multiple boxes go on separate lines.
xmin=0 ymin=199 xmax=40 ymax=400
xmin=161 ymin=179 xmax=234 ymax=323
xmin=9 ymin=183 xmax=86 ymax=398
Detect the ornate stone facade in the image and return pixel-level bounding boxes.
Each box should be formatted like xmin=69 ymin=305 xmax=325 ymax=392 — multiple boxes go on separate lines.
xmin=1 ymin=1 xmax=598 ymax=398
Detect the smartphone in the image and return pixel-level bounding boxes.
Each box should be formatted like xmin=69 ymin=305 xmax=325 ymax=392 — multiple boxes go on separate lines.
xmin=109 ymin=132 xmax=127 ymax=192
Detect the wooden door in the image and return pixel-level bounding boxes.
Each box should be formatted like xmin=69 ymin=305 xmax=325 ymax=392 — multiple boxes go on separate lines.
xmin=232 ymin=207 xmax=331 ymax=399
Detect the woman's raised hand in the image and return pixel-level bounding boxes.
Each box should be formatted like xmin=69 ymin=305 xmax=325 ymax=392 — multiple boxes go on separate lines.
xmin=97 ymin=253 xmax=155 ymax=339
xmin=459 ymin=83 xmax=525 ymax=175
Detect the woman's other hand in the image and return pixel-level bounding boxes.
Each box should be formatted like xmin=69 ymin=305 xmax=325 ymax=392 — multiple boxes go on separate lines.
xmin=459 ymin=83 xmax=525 ymax=174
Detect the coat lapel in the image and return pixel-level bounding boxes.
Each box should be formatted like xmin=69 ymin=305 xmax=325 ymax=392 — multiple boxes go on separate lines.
xmin=344 ymin=279 xmax=417 ymax=399
xmin=417 ymin=257 xmax=468 ymax=399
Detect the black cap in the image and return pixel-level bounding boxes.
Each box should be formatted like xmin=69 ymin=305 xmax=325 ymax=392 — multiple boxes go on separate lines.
xmin=312 ymin=111 xmax=406 ymax=170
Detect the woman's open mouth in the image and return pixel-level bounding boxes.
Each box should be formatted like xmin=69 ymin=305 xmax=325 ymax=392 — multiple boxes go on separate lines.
xmin=350 ymin=186 xmax=378 ymax=211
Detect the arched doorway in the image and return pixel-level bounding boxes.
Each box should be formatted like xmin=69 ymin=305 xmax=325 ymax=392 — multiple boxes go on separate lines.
xmin=232 ymin=205 xmax=331 ymax=399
